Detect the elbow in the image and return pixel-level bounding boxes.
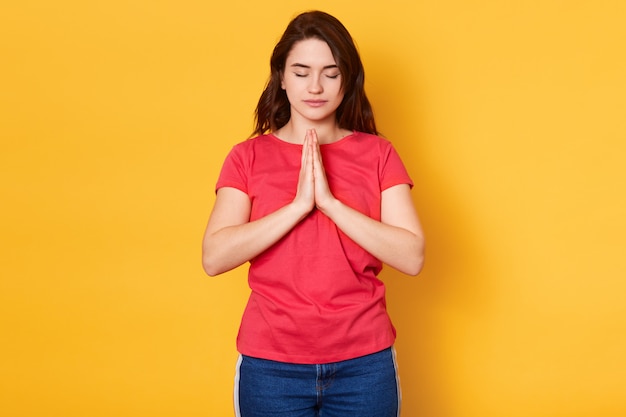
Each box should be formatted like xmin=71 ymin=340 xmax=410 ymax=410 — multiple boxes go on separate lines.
xmin=202 ymin=236 xmax=224 ymax=276
xmin=203 ymin=259 xmax=229 ymax=277
xmin=387 ymin=235 xmax=425 ymax=276
xmin=202 ymin=252 xmax=223 ymax=277
xmin=202 ymin=261 xmax=219 ymax=277
xmin=404 ymin=236 xmax=425 ymax=276
xmin=391 ymin=250 xmax=424 ymax=276
xmin=202 ymin=249 xmax=239 ymax=277
xmin=405 ymin=254 xmax=425 ymax=276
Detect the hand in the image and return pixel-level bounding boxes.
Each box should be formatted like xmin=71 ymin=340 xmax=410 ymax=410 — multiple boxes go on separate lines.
xmin=309 ymin=129 xmax=337 ymax=212
xmin=292 ymin=131 xmax=315 ymax=214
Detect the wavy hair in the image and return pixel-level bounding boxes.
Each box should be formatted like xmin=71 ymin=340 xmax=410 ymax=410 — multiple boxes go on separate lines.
xmin=252 ymin=11 xmax=378 ymax=136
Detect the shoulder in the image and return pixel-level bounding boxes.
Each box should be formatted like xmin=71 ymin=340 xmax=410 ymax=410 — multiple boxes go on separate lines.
xmin=350 ymin=131 xmax=395 ymax=155
xmin=353 ymin=131 xmax=392 ymax=145
xmin=231 ymin=134 xmax=272 ymax=151
xmin=226 ymin=134 xmax=274 ymax=159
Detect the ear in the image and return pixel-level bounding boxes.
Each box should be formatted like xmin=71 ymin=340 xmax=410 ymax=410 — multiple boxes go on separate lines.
xmin=280 ymin=71 xmax=285 ymax=90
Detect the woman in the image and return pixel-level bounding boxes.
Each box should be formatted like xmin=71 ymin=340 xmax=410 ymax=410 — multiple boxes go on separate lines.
xmin=203 ymin=10 xmax=424 ymax=417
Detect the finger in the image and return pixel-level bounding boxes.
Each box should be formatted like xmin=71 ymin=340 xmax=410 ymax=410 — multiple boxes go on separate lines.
xmin=310 ymin=128 xmax=319 ymax=149
xmin=310 ymin=130 xmax=323 ymax=168
xmin=307 ymin=130 xmax=315 ymax=165
xmin=301 ymin=133 xmax=309 ymax=165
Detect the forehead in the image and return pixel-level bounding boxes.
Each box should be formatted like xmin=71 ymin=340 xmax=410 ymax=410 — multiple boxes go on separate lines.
xmin=286 ymin=38 xmax=337 ymax=66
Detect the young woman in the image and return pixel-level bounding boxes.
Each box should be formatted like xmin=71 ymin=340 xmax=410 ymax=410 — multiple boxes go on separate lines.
xmin=202 ymin=10 xmax=424 ymax=417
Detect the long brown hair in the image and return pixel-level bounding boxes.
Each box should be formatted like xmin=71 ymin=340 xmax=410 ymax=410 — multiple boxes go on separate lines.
xmin=253 ymin=11 xmax=378 ymax=136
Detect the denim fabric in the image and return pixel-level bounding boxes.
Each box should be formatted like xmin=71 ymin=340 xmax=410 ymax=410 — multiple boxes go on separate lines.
xmin=234 ymin=347 xmax=400 ymax=417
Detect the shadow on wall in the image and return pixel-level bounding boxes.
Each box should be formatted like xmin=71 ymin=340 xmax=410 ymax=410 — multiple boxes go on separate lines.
xmin=367 ymin=44 xmax=494 ymax=416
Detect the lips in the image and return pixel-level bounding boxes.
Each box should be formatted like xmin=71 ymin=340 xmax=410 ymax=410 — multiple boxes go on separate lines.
xmin=303 ymin=100 xmax=327 ymax=107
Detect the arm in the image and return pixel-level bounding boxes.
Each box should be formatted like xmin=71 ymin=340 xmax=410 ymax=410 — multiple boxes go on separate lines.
xmin=310 ymin=131 xmax=425 ymax=275
xmin=201 ymin=188 xmax=308 ymax=276
xmin=202 ymin=135 xmax=316 ymax=276
xmin=318 ymin=184 xmax=425 ymax=276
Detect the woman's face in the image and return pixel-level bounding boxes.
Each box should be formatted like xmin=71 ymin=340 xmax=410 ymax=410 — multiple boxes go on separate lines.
xmin=281 ymin=38 xmax=345 ymax=126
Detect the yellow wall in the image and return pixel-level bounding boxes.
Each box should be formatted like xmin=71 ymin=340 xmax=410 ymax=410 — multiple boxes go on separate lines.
xmin=1 ymin=1 xmax=625 ymax=416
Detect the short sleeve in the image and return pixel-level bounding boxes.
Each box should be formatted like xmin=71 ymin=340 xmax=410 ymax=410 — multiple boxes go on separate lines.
xmin=215 ymin=144 xmax=249 ymax=194
xmin=379 ymin=143 xmax=413 ymax=191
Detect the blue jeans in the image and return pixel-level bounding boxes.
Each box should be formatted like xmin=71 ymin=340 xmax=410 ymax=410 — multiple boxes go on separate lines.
xmin=234 ymin=347 xmax=401 ymax=417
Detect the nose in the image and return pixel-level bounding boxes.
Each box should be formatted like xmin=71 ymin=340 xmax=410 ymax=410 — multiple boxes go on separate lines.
xmin=308 ymin=75 xmax=323 ymax=94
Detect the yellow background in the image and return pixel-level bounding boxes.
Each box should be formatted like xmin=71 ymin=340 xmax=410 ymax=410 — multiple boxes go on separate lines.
xmin=1 ymin=1 xmax=625 ymax=416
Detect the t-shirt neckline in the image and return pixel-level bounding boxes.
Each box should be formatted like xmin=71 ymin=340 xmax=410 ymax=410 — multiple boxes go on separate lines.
xmin=267 ymin=131 xmax=357 ymax=147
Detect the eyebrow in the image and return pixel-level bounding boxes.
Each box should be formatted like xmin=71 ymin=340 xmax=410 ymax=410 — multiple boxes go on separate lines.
xmin=290 ymin=63 xmax=339 ymax=70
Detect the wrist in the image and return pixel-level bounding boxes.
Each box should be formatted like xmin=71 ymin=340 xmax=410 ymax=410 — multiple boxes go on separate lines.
xmin=316 ymin=196 xmax=340 ymax=216
xmin=289 ymin=199 xmax=314 ymax=221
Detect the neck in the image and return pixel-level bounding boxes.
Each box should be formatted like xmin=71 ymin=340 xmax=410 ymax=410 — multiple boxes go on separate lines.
xmin=274 ymin=120 xmax=350 ymax=145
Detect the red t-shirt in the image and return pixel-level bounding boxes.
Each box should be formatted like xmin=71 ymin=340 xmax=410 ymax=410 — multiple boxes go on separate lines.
xmin=216 ymin=132 xmax=413 ymax=364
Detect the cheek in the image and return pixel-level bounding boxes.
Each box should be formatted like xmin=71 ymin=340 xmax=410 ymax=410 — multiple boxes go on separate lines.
xmin=281 ymin=77 xmax=301 ymax=93
xmin=335 ymin=88 xmax=346 ymax=103
xmin=334 ymin=81 xmax=345 ymax=98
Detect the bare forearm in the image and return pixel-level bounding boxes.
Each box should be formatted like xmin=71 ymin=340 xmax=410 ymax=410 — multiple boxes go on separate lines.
xmin=319 ymin=199 xmax=425 ymax=275
xmin=202 ymin=202 xmax=308 ymax=276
